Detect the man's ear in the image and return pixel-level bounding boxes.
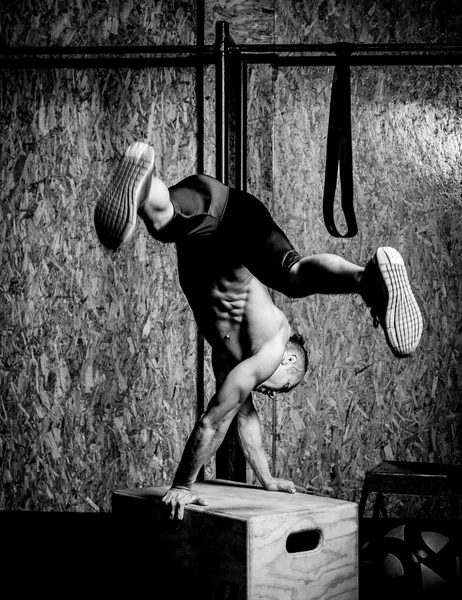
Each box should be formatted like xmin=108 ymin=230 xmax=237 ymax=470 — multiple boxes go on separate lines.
xmin=282 ymin=353 xmax=297 ymax=366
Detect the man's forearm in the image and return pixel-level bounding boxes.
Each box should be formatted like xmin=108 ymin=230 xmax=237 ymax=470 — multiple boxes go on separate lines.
xmin=172 ymin=409 xmax=229 ymax=489
xmin=236 ymin=397 xmax=273 ymax=487
xmin=236 ymin=398 xmax=295 ymax=495
xmin=171 ymin=355 xmax=263 ymax=490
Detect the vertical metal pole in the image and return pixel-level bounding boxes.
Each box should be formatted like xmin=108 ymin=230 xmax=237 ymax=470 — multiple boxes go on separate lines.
xmin=215 ymin=22 xmax=247 ymax=483
xmin=231 ymin=53 xmax=247 ymax=482
xmin=243 ymin=60 xmax=248 ymax=191
xmin=238 ymin=59 xmax=247 ymax=192
xmin=196 ymin=0 xmax=205 ymax=481
xmin=215 ymin=21 xmax=228 ymax=480
xmin=216 ymin=21 xmax=229 ymax=184
xmin=196 ymin=0 xmax=205 ymax=175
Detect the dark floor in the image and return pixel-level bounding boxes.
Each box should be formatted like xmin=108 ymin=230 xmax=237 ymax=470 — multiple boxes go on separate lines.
xmin=1 ymin=511 xmax=460 ymax=599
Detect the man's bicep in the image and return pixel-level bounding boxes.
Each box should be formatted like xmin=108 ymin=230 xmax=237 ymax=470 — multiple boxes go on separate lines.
xmin=209 ymin=361 xmax=257 ymax=416
xmin=211 ymin=349 xmax=278 ymax=412
xmin=226 ymin=347 xmax=279 ymax=394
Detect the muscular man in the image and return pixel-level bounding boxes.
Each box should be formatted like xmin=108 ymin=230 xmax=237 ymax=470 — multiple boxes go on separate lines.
xmin=94 ymin=142 xmax=422 ymax=519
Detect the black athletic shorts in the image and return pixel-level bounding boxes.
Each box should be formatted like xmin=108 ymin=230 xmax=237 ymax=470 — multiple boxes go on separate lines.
xmin=152 ymin=174 xmax=301 ymax=296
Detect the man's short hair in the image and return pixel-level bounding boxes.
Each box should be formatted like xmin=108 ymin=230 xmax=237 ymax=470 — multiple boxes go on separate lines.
xmin=287 ymin=332 xmax=308 ymax=380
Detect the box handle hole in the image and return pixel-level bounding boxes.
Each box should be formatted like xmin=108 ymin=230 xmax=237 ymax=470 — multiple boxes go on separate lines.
xmin=286 ymin=529 xmax=322 ymax=554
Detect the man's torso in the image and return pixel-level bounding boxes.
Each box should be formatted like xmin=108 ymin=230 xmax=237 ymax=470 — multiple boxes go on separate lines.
xmin=178 ymin=247 xmax=287 ymax=364
xmin=154 ymin=174 xmax=289 ymax=364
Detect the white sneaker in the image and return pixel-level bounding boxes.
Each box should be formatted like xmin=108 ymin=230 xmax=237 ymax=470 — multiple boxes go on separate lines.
xmin=363 ymin=247 xmax=423 ymax=357
xmin=94 ymin=142 xmax=155 ymax=249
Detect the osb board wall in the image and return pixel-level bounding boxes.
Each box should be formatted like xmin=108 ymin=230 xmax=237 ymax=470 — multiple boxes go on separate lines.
xmin=0 ymin=1 xmax=207 ymax=511
xmin=1 ymin=0 xmax=462 ymax=515
xmin=270 ymin=64 xmax=462 ymax=507
xmin=0 ymin=0 xmax=198 ymax=45
xmin=243 ymin=0 xmax=462 ymax=514
xmin=205 ymin=0 xmax=462 ymax=45
xmin=209 ymin=0 xmax=462 ymax=512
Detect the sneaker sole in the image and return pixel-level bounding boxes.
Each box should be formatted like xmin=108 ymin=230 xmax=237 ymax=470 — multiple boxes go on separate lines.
xmin=376 ymin=247 xmax=423 ymax=357
xmin=94 ymin=142 xmax=155 ymax=249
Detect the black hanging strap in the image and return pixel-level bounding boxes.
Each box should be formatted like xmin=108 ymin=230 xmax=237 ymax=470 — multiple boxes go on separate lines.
xmin=322 ymin=46 xmax=357 ymax=238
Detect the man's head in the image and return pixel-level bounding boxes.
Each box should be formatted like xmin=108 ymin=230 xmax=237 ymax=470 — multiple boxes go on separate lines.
xmin=255 ymin=333 xmax=308 ymax=398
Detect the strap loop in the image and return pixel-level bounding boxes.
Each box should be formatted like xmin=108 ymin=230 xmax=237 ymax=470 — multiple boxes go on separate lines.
xmin=322 ymin=45 xmax=357 ymax=238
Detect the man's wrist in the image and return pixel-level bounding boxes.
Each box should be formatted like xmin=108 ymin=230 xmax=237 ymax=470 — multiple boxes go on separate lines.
xmin=171 ymin=481 xmax=193 ymax=491
xmin=259 ymin=474 xmax=274 ymax=488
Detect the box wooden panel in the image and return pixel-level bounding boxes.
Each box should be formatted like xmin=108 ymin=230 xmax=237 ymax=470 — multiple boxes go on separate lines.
xmin=112 ymin=479 xmax=358 ymax=599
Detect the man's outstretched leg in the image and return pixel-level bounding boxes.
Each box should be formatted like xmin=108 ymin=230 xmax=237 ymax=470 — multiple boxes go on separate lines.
xmin=288 ymin=249 xmax=423 ymax=357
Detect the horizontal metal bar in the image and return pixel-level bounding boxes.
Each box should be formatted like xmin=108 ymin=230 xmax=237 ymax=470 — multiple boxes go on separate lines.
xmin=0 ymin=56 xmax=215 ymax=69
xmin=235 ymin=43 xmax=462 ymax=54
xmin=0 ymin=45 xmax=215 ymax=56
xmin=2 ymin=43 xmax=462 ymax=57
xmin=243 ymin=53 xmax=462 ymax=66
xmin=2 ymin=53 xmax=461 ymax=71
xmin=2 ymin=46 xmax=461 ymax=70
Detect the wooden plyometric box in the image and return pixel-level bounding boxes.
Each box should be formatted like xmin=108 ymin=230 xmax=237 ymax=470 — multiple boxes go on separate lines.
xmin=112 ymin=479 xmax=358 ymax=600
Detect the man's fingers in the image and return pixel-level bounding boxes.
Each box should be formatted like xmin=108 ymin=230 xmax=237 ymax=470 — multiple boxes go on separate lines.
xmin=167 ymin=495 xmax=208 ymax=521
xmin=162 ymin=491 xmax=173 ymax=505
xmin=162 ymin=489 xmax=209 ymax=522
xmin=266 ymin=478 xmax=297 ymax=494
xmin=194 ymin=496 xmax=208 ymax=506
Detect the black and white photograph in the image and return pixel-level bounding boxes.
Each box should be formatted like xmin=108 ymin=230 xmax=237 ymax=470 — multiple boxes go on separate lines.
xmin=1 ymin=1 xmax=461 ymax=598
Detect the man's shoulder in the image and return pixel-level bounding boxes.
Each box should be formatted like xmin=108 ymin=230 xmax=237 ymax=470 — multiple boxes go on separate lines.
xmin=248 ymin=292 xmax=289 ymax=345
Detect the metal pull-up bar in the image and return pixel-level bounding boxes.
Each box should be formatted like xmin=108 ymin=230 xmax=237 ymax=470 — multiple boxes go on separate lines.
xmin=2 ymin=42 xmax=462 ymax=69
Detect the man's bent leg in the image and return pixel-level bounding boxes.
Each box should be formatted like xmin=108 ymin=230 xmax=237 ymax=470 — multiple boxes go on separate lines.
xmin=223 ymin=190 xmax=422 ymax=357
xmin=288 ymin=254 xmax=363 ymax=297
xmin=289 ymin=248 xmax=422 ymax=357
xmin=137 ymin=175 xmax=174 ymax=235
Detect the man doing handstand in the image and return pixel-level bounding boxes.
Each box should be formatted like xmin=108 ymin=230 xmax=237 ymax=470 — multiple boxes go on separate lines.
xmin=94 ymin=142 xmax=423 ymax=520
